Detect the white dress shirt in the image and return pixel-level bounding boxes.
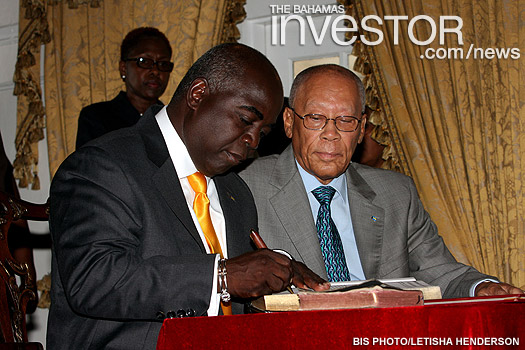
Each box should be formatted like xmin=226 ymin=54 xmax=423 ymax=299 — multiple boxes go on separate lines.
xmin=156 ymin=106 xmax=225 ymax=316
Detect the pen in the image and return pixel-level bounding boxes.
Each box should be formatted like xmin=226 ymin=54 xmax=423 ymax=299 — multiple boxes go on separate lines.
xmin=250 ymin=229 xmax=295 ymax=294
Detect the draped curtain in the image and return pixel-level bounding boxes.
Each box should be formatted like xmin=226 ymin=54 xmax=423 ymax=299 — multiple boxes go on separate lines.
xmin=13 ymin=0 xmax=51 ymax=190
xmin=14 ymin=0 xmax=246 ymax=185
xmin=349 ymin=0 xmax=524 ymax=288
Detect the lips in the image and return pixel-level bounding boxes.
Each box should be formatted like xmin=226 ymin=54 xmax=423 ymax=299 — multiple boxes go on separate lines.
xmin=145 ymin=80 xmax=161 ymax=89
xmin=315 ymin=151 xmax=341 ymax=160
xmin=225 ymin=151 xmax=245 ymax=165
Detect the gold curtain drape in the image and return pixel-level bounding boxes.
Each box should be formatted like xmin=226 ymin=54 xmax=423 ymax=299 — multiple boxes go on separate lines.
xmin=350 ymin=0 xmax=524 ymax=288
xmin=14 ymin=0 xmax=246 ymax=185
xmin=13 ymin=0 xmax=51 ymax=190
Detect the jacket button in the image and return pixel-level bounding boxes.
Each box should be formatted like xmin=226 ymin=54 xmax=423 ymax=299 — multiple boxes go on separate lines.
xmin=166 ymin=310 xmax=176 ymax=318
xmin=176 ymin=309 xmax=186 ymax=318
xmin=156 ymin=311 xmax=165 ymax=320
xmin=186 ymin=308 xmax=195 ymax=317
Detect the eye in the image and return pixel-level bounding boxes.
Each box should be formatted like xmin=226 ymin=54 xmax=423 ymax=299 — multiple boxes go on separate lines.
xmin=137 ymin=57 xmax=154 ymax=68
xmin=260 ymin=127 xmax=271 ymax=138
xmin=308 ymin=115 xmax=324 ymax=122
xmin=238 ymin=114 xmax=254 ymax=126
xmin=338 ymin=116 xmax=358 ymax=125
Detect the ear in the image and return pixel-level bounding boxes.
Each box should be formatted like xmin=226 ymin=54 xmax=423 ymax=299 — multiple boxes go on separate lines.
xmin=357 ymin=115 xmax=367 ymax=144
xmin=283 ymin=107 xmax=295 ymax=139
xmin=187 ymin=78 xmax=208 ymax=110
xmin=119 ymin=61 xmax=126 ymax=79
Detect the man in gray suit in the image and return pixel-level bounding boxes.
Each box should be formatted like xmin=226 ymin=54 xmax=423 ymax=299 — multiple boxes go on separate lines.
xmin=48 ymin=44 xmax=326 ymax=350
xmin=240 ymin=64 xmax=522 ymax=298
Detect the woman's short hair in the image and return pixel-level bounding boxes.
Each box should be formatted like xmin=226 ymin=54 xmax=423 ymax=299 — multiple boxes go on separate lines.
xmin=120 ymin=27 xmax=172 ymax=61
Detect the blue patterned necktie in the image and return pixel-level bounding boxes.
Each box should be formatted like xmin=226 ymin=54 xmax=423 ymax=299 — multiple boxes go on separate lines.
xmin=312 ymin=186 xmax=351 ymax=282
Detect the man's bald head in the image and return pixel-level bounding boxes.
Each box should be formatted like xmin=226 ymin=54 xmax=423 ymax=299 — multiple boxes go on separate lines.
xmin=289 ymin=64 xmax=365 ymax=114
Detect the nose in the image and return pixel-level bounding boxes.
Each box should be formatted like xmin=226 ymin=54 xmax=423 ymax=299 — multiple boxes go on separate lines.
xmin=148 ymin=63 xmax=160 ymax=75
xmin=241 ymin=130 xmax=260 ymax=150
xmin=320 ymin=118 xmax=341 ymax=141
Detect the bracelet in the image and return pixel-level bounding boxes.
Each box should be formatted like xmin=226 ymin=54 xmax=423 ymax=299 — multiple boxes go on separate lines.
xmin=272 ymin=249 xmax=294 ymax=261
xmin=218 ymin=258 xmax=231 ymax=303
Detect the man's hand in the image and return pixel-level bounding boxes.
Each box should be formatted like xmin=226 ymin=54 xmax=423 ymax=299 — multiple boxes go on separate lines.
xmin=290 ymin=260 xmax=330 ymax=292
xmin=475 ymin=281 xmax=524 ymax=296
xmin=225 ymin=249 xmax=328 ymax=299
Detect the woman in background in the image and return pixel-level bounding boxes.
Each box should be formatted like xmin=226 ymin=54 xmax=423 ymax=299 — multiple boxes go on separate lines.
xmin=76 ymin=27 xmax=173 ymax=148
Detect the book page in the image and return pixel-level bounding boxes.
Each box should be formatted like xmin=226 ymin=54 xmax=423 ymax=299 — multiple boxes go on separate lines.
xmin=289 ymin=278 xmax=441 ymax=299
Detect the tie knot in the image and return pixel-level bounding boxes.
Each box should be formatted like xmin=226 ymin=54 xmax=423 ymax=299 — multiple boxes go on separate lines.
xmin=312 ymin=186 xmax=336 ymax=205
xmin=187 ymin=172 xmax=207 ymax=193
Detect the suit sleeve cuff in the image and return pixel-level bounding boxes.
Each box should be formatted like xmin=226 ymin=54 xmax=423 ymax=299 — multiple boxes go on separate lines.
xmin=470 ymin=278 xmax=499 ymax=297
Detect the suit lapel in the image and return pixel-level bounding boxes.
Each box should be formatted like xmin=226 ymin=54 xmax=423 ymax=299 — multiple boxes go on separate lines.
xmin=346 ymin=164 xmax=384 ymax=279
xmin=152 ymin=161 xmax=203 ymax=249
xmin=138 ymin=108 xmax=203 ymax=250
xmin=269 ymin=146 xmax=328 ymax=279
xmin=214 ymin=174 xmax=247 ymax=258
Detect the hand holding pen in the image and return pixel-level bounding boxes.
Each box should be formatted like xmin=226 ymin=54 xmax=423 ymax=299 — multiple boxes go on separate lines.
xmin=250 ymin=229 xmax=330 ymax=293
xmin=250 ymin=229 xmax=295 ymax=294
xmin=222 ymin=229 xmax=328 ymax=299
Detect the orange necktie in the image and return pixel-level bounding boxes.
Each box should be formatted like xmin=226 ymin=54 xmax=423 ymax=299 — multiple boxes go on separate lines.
xmin=187 ymin=172 xmax=232 ymax=315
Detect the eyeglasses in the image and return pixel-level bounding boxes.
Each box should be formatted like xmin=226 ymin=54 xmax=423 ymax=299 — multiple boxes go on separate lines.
xmin=290 ymin=107 xmax=363 ymax=132
xmin=124 ymin=57 xmax=174 ymax=72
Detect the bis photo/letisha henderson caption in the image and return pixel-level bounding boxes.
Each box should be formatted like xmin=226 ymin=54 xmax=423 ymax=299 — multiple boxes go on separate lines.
xmin=352 ymin=337 xmax=520 ymax=347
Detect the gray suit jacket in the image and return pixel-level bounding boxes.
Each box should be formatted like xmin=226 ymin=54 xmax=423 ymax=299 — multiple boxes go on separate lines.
xmin=48 ymin=106 xmax=257 ymax=349
xmin=239 ymin=145 xmax=496 ymax=298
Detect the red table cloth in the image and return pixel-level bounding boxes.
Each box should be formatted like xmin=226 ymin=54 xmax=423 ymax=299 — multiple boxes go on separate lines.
xmin=157 ymin=296 xmax=524 ymax=349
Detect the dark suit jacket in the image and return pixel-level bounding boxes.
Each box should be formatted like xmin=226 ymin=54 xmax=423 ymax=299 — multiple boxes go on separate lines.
xmin=239 ymin=145 xmax=497 ymax=298
xmin=48 ymin=106 xmax=257 ymax=349
xmin=76 ymin=91 xmax=163 ymax=149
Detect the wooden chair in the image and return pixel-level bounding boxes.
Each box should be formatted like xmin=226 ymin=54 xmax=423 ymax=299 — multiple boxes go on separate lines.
xmin=0 ymin=191 xmax=48 ymax=349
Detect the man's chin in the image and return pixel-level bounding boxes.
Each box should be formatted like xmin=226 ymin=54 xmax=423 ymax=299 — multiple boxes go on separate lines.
xmin=312 ymin=168 xmax=347 ymax=184
xmin=204 ymin=163 xmax=236 ymax=177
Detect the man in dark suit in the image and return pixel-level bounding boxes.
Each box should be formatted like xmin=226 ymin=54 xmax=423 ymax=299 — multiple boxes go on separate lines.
xmin=239 ymin=64 xmax=523 ymax=298
xmin=47 ymin=44 xmax=327 ymax=350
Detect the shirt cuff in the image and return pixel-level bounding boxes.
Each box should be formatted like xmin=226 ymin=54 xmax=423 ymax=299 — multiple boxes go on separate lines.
xmin=207 ymin=254 xmax=221 ymax=316
xmin=272 ymin=249 xmax=293 ymax=260
xmin=470 ymin=278 xmax=499 ymax=297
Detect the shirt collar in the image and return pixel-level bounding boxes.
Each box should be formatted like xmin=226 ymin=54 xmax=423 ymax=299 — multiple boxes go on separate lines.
xmin=295 ymin=159 xmax=348 ymax=204
xmin=155 ymin=106 xmax=198 ymax=180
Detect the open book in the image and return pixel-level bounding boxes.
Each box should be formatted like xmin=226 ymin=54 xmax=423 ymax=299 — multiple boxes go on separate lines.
xmin=250 ymin=278 xmax=441 ymax=312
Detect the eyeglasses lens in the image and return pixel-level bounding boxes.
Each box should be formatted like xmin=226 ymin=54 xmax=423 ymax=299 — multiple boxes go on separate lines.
xmin=304 ymin=115 xmax=359 ymax=132
xmin=135 ymin=57 xmax=173 ymax=72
